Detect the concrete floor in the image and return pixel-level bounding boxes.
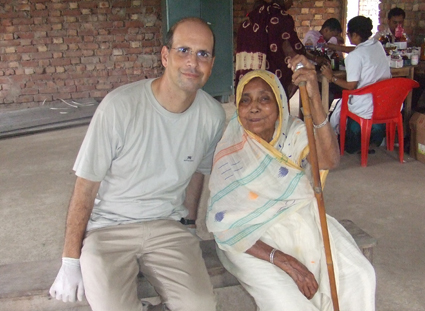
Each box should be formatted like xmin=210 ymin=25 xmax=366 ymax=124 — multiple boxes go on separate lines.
xmin=0 ymin=100 xmax=424 ymax=310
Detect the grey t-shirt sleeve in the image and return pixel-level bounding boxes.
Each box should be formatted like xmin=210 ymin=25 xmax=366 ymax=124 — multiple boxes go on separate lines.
xmin=73 ymin=102 xmax=122 ymax=182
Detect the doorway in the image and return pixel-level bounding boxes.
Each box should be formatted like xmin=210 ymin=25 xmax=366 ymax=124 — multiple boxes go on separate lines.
xmin=344 ymin=0 xmax=380 ymax=46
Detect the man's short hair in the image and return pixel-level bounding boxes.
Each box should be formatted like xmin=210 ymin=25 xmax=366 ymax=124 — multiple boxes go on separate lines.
xmin=322 ymin=18 xmax=342 ymax=33
xmin=388 ymin=7 xmax=405 ymax=19
xmin=164 ymin=17 xmax=216 ymax=56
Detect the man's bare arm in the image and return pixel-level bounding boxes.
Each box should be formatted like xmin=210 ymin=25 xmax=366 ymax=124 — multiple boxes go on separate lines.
xmin=183 ymin=172 xmax=205 ymax=224
xmin=62 ymin=177 xmax=100 ymax=258
xmin=327 ymin=43 xmax=355 ymax=54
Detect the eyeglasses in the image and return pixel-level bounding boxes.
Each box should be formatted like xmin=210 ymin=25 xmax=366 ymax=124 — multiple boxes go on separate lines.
xmin=170 ymin=47 xmax=213 ymax=62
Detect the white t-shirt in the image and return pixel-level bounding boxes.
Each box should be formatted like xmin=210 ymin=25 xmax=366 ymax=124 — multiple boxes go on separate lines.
xmin=345 ymin=38 xmax=391 ymax=118
xmin=303 ymin=30 xmax=338 ymax=47
xmin=74 ymin=79 xmax=226 ymax=231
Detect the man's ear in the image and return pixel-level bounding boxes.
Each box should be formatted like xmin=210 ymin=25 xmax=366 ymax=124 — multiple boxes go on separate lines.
xmin=161 ymin=46 xmax=169 ymax=68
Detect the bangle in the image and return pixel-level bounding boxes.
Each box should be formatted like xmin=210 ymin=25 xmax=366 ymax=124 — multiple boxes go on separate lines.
xmin=313 ymin=117 xmax=329 ymax=129
xmin=332 ymin=76 xmax=338 ymax=83
xmin=269 ymin=248 xmax=278 ymax=265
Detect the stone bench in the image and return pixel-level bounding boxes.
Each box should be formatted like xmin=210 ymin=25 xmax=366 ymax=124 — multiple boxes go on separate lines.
xmin=0 ymin=219 xmax=376 ymax=308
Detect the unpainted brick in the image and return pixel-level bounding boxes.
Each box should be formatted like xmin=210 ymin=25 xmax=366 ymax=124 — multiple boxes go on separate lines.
xmin=32 ymin=52 xmax=53 ymax=60
xmin=3 ymin=34 xmax=14 ymax=40
xmin=45 ymin=67 xmax=56 ymax=74
xmin=72 ymin=91 xmax=90 ymax=99
xmin=21 ymin=88 xmax=38 ymax=95
xmin=16 ymin=95 xmax=34 ymax=103
xmin=5 ymin=47 xmax=16 ymax=53
xmin=35 ymin=3 xmax=46 ymax=10
xmin=2 ymin=54 xmax=21 ymax=62
xmin=82 ymin=50 xmax=95 ymax=56
xmin=99 ymin=2 xmax=110 ymax=8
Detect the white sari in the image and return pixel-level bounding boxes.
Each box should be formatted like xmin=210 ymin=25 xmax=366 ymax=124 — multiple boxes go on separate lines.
xmin=206 ymin=70 xmax=375 ymax=311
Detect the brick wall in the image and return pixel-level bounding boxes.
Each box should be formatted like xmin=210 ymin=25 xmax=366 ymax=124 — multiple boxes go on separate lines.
xmin=378 ymin=0 xmax=425 ymax=45
xmin=8 ymin=1 xmax=423 ymax=109
xmin=233 ymin=0 xmax=343 ymax=45
xmin=0 ymin=0 xmax=163 ymax=109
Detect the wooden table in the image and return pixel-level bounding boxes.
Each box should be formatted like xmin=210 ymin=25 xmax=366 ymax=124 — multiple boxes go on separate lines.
xmin=319 ymin=66 xmax=416 ymax=129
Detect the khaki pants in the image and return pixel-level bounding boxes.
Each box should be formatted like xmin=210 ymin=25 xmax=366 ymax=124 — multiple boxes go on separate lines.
xmin=80 ymin=220 xmax=216 ymax=311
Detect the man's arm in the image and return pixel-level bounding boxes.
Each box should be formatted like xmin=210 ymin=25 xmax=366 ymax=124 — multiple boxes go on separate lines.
xmin=321 ymin=64 xmax=358 ymax=90
xmin=327 ymin=43 xmax=355 ymax=54
xmin=62 ymin=177 xmax=100 ymax=258
xmin=50 ymin=176 xmax=100 ymax=302
xmin=183 ymin=172 xmax=205 ymax=226
xmin=305 ymin=50 xmax=330 ymax=66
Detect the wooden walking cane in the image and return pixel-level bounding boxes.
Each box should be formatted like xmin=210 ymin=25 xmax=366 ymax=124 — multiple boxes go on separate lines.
xmin=296 ymin=64 xmax=340 ymax=311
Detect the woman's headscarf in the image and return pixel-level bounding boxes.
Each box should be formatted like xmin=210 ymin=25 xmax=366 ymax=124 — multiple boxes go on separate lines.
xmin=206 ymin=70 xmax=317 ymax=253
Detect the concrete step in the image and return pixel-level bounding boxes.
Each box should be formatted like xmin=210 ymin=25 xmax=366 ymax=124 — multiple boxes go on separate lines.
xmin=0 ymin=100 xmax=98 ymax=139
xmin=0 ymin=221 xmax=376 ymax=311
xmin=0 ymin=240 xmax=239 ymax=311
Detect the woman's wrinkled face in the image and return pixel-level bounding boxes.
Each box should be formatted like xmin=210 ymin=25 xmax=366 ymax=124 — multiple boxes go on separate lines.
xmin=238 ymin=77 xmax=279 ymax=142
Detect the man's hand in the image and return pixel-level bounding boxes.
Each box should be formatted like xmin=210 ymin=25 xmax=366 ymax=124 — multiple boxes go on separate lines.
xmin=315 ymin=55 xmax=330 ymax=66
xmin=273 ymin=250 xmax=319 ymax=299
xmin=49 ymin=257 xmax=85 ymax=302
xmin=320 ymin=64 xmax=333 ymax=82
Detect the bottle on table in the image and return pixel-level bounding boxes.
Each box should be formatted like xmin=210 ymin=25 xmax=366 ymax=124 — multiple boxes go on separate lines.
xmin=330 ymin=50 xmax=340 ymax=71
xmin=316 ymin=35 xmax=326 ymax=54
xmin=379 ymin=33 xmax=389 ymax=45
xmin=305 ymin=38 xmax=314 ymax=52
xmin=395 ymin=24 xmax=407 ymax=42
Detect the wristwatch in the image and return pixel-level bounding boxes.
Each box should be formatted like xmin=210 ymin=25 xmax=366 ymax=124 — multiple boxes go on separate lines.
xmin=180 ymin=218 xmax=196 ymax=225
xmin=332 ymin=76 xmax=338 ymax=83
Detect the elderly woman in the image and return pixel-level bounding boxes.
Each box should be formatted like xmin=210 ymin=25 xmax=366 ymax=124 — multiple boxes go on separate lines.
xmin=206 ymin=55 xmax=375 ymax=311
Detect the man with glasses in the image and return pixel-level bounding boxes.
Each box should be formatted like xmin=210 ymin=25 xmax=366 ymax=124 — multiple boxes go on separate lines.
xmin=49 ymin=17 xmax=225 ymax=311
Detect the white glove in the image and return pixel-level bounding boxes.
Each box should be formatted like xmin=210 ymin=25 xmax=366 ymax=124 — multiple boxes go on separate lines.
xmin=49 ymin=257 xmax=85 ymax=302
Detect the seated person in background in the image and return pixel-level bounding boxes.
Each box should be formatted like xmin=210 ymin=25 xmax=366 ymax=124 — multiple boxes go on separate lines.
xmin=322 ymin=16 xmax=391 ymax=154
xmin=373 ymin=7 xmax=406 ymax=43
xmin=330 ymin=7 xmax=407 ymax=55
xmin=303 ymin=18 xmax=344 ymax=106
xmin=207 ymin=55 xmax=376 ymax=311
xmin=303 ymin=18 xmax=342 ymax=58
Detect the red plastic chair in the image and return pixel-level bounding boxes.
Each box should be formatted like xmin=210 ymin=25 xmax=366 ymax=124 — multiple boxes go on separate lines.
xmin=339 ymin=78 xmax=419 ymax=167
